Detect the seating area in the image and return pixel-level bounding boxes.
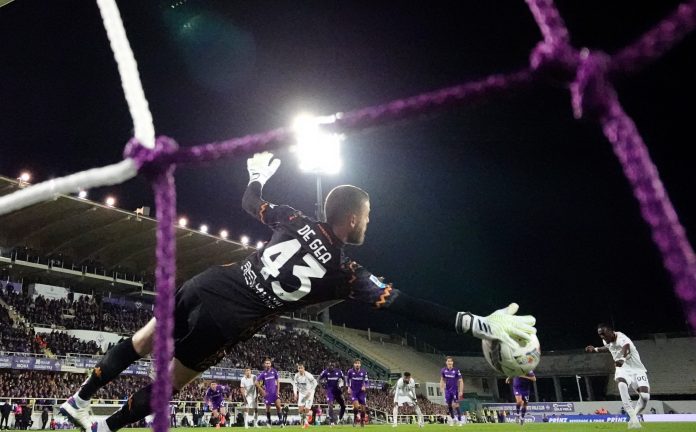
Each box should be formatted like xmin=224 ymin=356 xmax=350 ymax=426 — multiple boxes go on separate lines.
xmin=0 ymin=291 xmax=151 ymax=335
xmin=327 ymin=326 xmax=444 ymax=383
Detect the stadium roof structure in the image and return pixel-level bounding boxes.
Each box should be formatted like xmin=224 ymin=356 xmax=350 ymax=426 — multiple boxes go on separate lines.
xmin=0 ymin=175 xmax=253 ymax=295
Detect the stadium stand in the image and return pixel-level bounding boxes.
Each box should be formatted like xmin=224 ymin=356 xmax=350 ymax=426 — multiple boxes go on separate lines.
xmin=326 ymin=325 xmax=443 ymax=382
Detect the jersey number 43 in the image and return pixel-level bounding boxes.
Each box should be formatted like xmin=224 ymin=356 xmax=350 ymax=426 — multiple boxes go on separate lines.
xmin=260 ymin=239 xmax=326 ymax=301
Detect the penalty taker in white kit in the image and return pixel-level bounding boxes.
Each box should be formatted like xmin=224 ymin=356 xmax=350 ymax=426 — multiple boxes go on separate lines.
xmin=392 ymin=372 xmax=423 ymax=428
xmin=585 ymin=323 xmax=650 ymax=429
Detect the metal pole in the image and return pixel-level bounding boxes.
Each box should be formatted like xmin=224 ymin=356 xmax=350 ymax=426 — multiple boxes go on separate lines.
xmin=575 ymin=376 xmax=583 ymax=402
xmin=316 ymin=174 xmax=324 ymax=222
xmin=315 ymin=173 xmax=331 ymax=325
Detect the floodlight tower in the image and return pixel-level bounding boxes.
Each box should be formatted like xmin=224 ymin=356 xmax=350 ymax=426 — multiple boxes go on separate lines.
xmin=293 ymin=114 xmax=343 ymax=222
xmin=293 ymin=114 xmax=343 ymax=324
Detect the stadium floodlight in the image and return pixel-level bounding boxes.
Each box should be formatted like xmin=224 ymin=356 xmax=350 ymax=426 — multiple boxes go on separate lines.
xmin=178 ymin=217 xmax=188 ymax=227
xmin=256 ymin=241 xmax=264 ymax=249
xmin=78 ymin=190 xmax=88 ymax=199
xmin=219 ymin=229 xmax=229 ymax=239
xmin=292 ymin=113 xmax=343 ymax=175
xmin=199 ymin=224 xmax=208 ymax=234
xmin=105 ymin=196 xmax=116 ymax=207
xmin=18 ymin=171 xmax=31 ymax=182
xmin=292 ymin=113 xmax=344 ymax=222
xmin=240 ymin=235 xmax=250 ymax=246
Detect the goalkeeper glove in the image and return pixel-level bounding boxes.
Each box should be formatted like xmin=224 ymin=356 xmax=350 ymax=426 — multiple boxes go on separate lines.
xmin=455 ymin=303 xmax=536 ymax=348
xmin=247 ymin=152 xmax=281 ymax=186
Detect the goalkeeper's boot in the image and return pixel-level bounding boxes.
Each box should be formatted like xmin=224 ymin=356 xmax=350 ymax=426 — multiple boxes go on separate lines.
xmin=59 ymin=397 xmax=91 ymax=431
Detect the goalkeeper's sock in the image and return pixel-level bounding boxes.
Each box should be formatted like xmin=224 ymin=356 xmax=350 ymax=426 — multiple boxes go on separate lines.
xmin=106 ymin=384 xmax=152 ymax=432
xmin=78 ymin=337 xmax=141 ymax=401
xmin=635 ymin=392 xmax=650 ymax=415
xmin=618 ymin=381 xmax=635 ymax=417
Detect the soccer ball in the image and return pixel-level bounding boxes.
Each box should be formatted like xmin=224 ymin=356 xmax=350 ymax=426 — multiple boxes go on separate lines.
xmin=482 ymin=334 xmax=541 ymax=376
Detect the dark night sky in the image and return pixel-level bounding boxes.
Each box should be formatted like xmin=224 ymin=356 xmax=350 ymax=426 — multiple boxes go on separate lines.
xmin=1 ymin=0 xmax=695 ymax=352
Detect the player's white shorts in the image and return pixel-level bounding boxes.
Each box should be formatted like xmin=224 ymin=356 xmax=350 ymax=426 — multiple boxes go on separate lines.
xmin=245 ymin=395 xmax=257 ymax=409
xmin=297 ymin=393 xmax=314 ymax=409
xmin=393 ymin=395 xmax=417 ymax=407
xmin=615 ymin=368 xmax=650 ymax=390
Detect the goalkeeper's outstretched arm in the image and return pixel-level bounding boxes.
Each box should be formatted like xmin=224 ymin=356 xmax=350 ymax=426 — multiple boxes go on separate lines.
xmin=383 ymin=290 xmax=536 ymax=347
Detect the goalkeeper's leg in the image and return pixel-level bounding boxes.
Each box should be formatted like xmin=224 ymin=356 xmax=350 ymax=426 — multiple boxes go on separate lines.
xmin=93 ymin=358 xmax=199 ymax=432
xmin=61 ymin=323 xmax=153 ymax=430
xmin=78 ymin=322 xmax=154 ymax=400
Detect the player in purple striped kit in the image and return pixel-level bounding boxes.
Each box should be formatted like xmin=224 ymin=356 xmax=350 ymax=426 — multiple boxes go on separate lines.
xmin=440 ymin=357 xmax=464 ymax=426
xmin=256 ymin=358 xmax=283 ymax=427
xmin=506 ymin=371 xmax=535 ymax=425
xmin=319 ymin=363 xmax=346 ymax=425
xmin=346 ymin=359 xmax=368 ymax=427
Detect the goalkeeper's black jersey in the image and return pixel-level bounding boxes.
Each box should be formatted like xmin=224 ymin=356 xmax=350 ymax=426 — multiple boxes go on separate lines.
xmin=193 ymin=182 xmax=399 ymax=331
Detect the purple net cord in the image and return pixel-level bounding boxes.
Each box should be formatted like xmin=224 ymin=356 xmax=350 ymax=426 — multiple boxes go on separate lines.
xmin=119 ymin=2 xmax=696 ymax=432
xmin=526 ymin=0 xmax=696 ymax=330
xmin=124 ymin=137 xmax=179 ymax=432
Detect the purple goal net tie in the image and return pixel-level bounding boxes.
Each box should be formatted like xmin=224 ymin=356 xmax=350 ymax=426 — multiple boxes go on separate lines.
xmin=122 ymin=2 xmax=696 ymax=432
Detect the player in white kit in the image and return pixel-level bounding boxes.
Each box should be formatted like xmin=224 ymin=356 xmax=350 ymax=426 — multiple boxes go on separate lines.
xmin=293 ymin=364 xmax=318 ymax=429
xmin=240 ymin=368 xmax=260 ymax=428
xmin=585 ymin=324 xmax=650 ymax=429
xmin=392 ymin=372 xmax=423 ymax=428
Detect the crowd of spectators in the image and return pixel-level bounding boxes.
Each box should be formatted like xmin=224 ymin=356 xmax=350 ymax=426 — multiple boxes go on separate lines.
xmin=3 ymin=291 xmax=347 ymax=371
xmin=0 ymin=291 xmax=151 ymax=335
xmin=35 ymin=332 xmax=101 ymax=356
xmin=0 ymin=306 xmax=41 ymax=354
xmin=220 ymin=326 xmax=345 ymax=372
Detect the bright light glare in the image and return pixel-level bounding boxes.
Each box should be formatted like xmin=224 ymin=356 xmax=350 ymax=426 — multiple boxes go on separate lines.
xmin=293 ymin=114 xmax=343 ymax=174
xmin=200 ymin=224 xmax=208 ymax=233
xmin=18 ymin=172 xmax=31 ymax=182
xmin=240 ymin=235 xmax=250 ymax=246
xmin=220 ymin=229 xmax=229 ymax=239
xmin=178 ymin=217 xmax=188 ymax=227
xmin=105 ymin=196 xmax=116 ymax=207
xmin=256 ymin=241 xmax=264 ymax=249
xmin=78 ymin=190 xmax=88 ymax=199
